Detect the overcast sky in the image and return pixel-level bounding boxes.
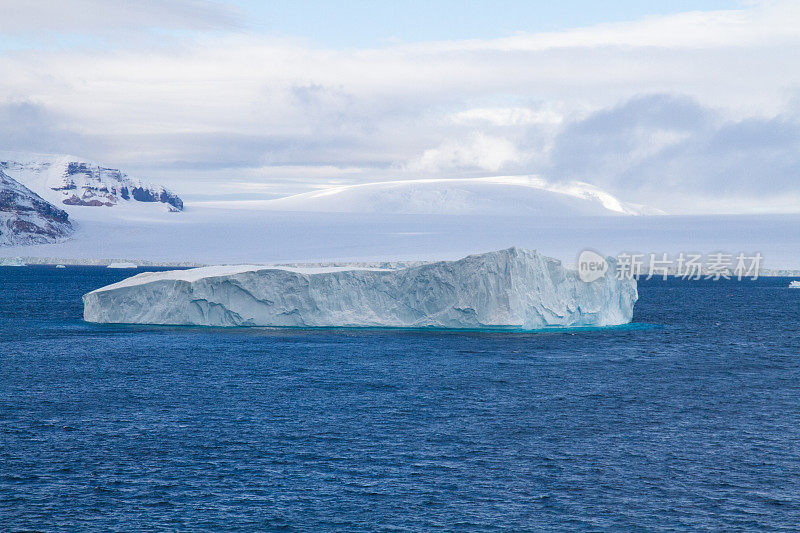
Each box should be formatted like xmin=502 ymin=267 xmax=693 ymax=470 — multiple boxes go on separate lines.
xmin=1 ymin=0 xmax=799 ymax=214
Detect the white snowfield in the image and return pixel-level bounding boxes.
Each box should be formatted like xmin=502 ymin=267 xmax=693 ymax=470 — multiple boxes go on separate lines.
xmin=83 ymin=248 xmax=638 ymax=329
xmin=212 ymin=176 xmax=655 ymax=216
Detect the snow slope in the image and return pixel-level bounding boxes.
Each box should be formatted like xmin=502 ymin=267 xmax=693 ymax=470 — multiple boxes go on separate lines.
xmin=0 ymin=152 xmax=183 ymax=213
xmin=0 ymin=170 xmax=74 ymax=246
xmin=247 ymin=176 xmax=653 ymax=216
xmin=83 ymin=247 xmax=638 ymax=329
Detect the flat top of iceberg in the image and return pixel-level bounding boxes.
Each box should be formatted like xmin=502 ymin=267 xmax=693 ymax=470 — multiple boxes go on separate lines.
xmin=92 ymin=264 xmax=392 ymax=292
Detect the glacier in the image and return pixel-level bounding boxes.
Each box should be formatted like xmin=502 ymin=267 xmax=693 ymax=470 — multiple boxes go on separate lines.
xmin=83 ymin=248 xmax=638 ymax=329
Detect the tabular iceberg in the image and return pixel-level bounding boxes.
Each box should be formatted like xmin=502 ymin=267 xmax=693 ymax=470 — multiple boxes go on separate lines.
xmin=83 ymin=248 xmax=637 ymax=329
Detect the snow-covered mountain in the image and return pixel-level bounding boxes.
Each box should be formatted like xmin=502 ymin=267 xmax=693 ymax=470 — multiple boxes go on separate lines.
xmin=0 ymin=153 xmax=183 ymax=212
xmin=0 ymin=170 xmax=73 ymax=246
xmin=258 ymin=176 xmax=656 ymax=216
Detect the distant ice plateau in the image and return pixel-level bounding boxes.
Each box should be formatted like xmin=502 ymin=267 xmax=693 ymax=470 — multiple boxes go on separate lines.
xmin=205 ymin=176 xmax=657 ymax=216
xmin=83 ymin=248 xmax=638 ymax=329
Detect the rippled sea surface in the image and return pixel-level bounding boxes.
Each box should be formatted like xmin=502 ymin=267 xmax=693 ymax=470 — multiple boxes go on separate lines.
xmin=2 ymin=266 xmax=800 ymax=531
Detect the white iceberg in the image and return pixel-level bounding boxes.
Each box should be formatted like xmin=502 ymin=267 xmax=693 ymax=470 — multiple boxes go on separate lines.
xmin=107 ymin=262 xmax=138 ymax=269
xmin=790 ymin=280 xmax=800 ymax=288
xmin=83 ymin=248 xmax=638 ymax=329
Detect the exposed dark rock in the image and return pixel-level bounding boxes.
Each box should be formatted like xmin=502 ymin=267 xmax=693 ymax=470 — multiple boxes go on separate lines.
xmin=129 ymin=186 xmax=184 ymax=210
xmin=63 ymin=194 xmax=113 ymax=207
xmin=62 ymin=162 xmax=183 ymax=211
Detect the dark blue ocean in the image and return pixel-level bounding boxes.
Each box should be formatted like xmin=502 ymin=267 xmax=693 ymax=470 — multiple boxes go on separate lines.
xmin=2 ymin=266 xmax=800 ymax=531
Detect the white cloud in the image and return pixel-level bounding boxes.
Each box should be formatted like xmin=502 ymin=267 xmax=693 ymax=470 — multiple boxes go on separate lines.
xmin=450 ymin=107 xmax=563 ymax=127
xmin=0 ymin=0 xmax=239 ymax=34
xmin=408 ymin=134 xmax=522 ymax=173
xmin=402 ymin=1 xmax=800 ymax=52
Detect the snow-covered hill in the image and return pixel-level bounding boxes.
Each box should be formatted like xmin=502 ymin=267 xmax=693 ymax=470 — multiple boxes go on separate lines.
xmin=0 ymin=170 xmax=73 ymax=246
xmin=256 ymin=176 xmax=654 ymax=216
xmin=0 ymin=153 xmax=183 ymax=213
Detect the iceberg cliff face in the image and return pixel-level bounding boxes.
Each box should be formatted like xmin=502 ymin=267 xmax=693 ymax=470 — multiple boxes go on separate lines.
xmin=83 ymin=248 xmax=637 ymax=329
